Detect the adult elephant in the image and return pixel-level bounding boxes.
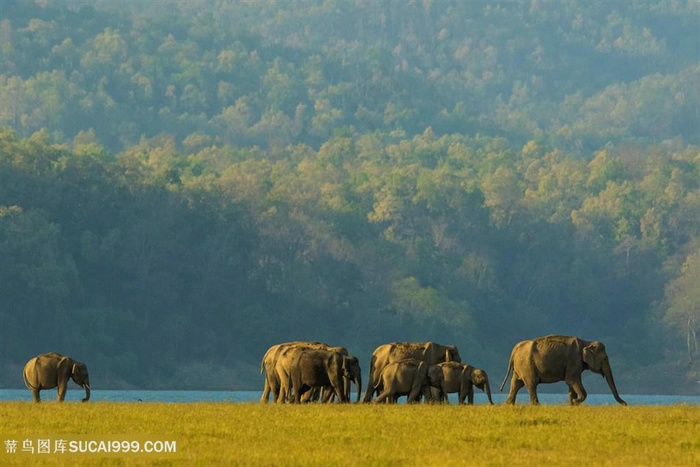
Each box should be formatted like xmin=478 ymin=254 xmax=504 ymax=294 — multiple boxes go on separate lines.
xmin=499 ymin=335 xmax=627 ymax=406
xmin=290 ymin=349 xmax=352 ymax=404
xmin=374 ymin=359 xmax=443 ymax=404
xmin=362 ymin=341 xmax=461 ymax=402
xmin=23 ymin=352 xmax=90 ymax=402
xmin=315 ymin=355 xmax=362 ymax=403
xmin=438 ymin=362 xmax=493 ymax=405
xmin=260 ymin=341 xmax=348 ymax=403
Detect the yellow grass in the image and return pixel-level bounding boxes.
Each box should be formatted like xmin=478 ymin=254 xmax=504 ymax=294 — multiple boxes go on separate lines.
xmin=1 ymin=402 xmax=698 ymax=466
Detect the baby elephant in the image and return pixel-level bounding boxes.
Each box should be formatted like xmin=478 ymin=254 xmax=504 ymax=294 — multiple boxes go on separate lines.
xmin=374 ymin=358 xmax=443 ymax=403
xmin=438 ymin=361 xmax=493 ymax=405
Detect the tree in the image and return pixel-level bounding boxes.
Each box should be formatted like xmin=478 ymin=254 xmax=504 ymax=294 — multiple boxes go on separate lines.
xmin=0 ymin=206 xmax=78 ymax=357
xmin=663 ymin=248 xmax=700 ymax=364
xmin=481 ymin=166 xmax=521 ymax=228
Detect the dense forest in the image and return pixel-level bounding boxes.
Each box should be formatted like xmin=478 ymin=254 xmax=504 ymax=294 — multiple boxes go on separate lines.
xmin=0 ymin=0 xmax=698 ymax=393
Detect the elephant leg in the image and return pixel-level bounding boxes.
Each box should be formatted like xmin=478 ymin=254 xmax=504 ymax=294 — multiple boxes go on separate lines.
xmin=369 ymin=381 xmax=384 ymax=403
xmin=57 ymin=382 xmax=68 ymax=402
xmin=260 ymin=374 xmax=277 ymax=404
xmin=278 ymin=384 xmax=288 ymax=404
xmin=260 ymin=378 xmax=271 ymax=403
xmin=276 ymin=376 xmax=288 ymax=403
xmin=331 ymin=382 xmax=348 ymax=404
xmin=457 ymin=390 xmax=467 ymax=404
xmin=294 ymin=385 xmax=311 ymax=404
xmin=374 ymin=386 xmax=381 ymax=401
xmin=524 ymin=380 xmax=539 ymax=405
xmin=505 ymin=376 xmax=524 ymax=405
xmin=265 ymin=372 xmax=281 ymax=403
xmin=272 ymin=379 xmax=284 ymax=403
xmin=374 ymin=389 xmax=391 ymax=404
xmin=316 ymin=387 xmax=325 ymax=403
xmin=567 ymin=379 xmax=587 ymax=405
xmin=425 ymin=387 xmax=440 ymax=403
xmin=407 ymin=383 xmax=423 ymax=403
xmin=31 ymin=388 xmax=41 ymax=403
xmin=362 ymin=368 xmax=378 ymax=403
xmin=300 ymin=388 xmax=312 ymax=403
xmin=301 ymin=388 xmax=316 ymax=404
xmin=281 ymin=377 xmax=296 ymax=404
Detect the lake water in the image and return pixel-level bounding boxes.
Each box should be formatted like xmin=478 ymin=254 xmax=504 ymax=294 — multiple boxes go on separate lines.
xmin=1 ymin=389 xmax=697 ymax=405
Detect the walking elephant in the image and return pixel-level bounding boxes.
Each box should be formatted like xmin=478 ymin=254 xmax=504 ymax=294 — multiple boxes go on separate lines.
xmin=316 ymin=355 xmax=361 ymax=403
xmin=260 ymin=341 xmax=348 ymax=403
xmin=499 ymin=335 xmax=627 ymax=406
xmin=23 ymin=352 xmax=90 ymax=402
xmin=290 ymin=349 xmax=351 ymax=403
xmin=438 ymin=362 xmax=493 ymax=405
xmin=374 ymin=358 xmax=444 ymax=403
xmin=363 ymin=341 xmax=460 ymax=402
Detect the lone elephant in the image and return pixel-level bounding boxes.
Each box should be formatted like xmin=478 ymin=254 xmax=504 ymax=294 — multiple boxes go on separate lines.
xmin=438 ymin=361 xmax=494 ymax=405
xmin=374 ymin=358 xmax=444 ymax=403
xmin=363 ymin=341 xmax=460 ymax=402
xmin=23 ymin=352 xmax=90 ymax=402
xmin=500 ymin=335 xmax=627 ymax=406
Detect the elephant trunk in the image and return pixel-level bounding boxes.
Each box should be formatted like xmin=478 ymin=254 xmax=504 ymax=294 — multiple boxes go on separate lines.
xmin=355 ymin=375 xmax=362 ymax=403
xmin=483 ymin=379 xmax=494 ymax=405
xmin=344 ymin=377 xmax=350 ymax=403
xmin=82 ymin=379 xmax=91 ymax=402
xmin=603 ymin=362 xmax=626 ymax=406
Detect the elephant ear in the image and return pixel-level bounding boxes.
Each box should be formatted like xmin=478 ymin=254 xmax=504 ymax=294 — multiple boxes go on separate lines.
xmin=341 ymin=356 xmax=351 ymax=375
xmin=57 ymin=356 xmax=71 ymax=375
xmin=472 ymin=369 xmax=487 ymax=386
xmin=582 ymin=342 xmax=600 ymax=370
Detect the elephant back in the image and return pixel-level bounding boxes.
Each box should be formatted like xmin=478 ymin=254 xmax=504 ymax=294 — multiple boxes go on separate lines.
xmin=438 ymin=361 xmax=465 ymax=371
xmin=387 ymin=342 xmax=460 ymax=365
xmin=379 ymin=358 xmax=426 ymax=380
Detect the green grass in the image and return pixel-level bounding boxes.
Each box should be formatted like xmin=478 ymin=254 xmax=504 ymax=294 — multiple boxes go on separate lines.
xmin=1 ymin=402 xmax=698 ymax=466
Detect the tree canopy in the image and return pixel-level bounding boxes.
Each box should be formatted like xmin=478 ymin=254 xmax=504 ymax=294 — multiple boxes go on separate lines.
xmin=0 ymin=0 xmax=698 ymax=392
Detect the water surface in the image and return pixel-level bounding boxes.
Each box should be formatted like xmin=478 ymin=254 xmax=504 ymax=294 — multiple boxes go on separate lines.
xmin=1 ymin=389 xmax=697 ymax=405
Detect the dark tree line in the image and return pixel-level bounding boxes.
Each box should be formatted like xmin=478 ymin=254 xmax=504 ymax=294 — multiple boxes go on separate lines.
xmin=1 ymin=128 xmax=697 ymax=391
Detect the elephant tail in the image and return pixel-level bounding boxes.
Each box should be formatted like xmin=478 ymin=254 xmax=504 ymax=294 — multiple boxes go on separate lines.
xmin=362 ymin=355 xmax=378 ymax=402
xmin=22 ymin=364 xmax=37 ymax=391
xmin=260 ymin=348 xmax=273 ymax=375
xmin=22 ymin=370 xmax=30 ymax=390
xmin=499 ymin=354 xmax=513 ymax=392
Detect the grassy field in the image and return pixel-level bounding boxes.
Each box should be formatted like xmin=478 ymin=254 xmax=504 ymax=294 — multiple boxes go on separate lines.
xmin=1 ymin=402 xmax=698 ymax=466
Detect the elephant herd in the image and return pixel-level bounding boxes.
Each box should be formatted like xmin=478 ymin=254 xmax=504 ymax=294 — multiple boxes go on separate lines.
xmin=261 ymin=335 xmax=628 ymax=406
xmin=20 ymin=335 xmax=627 ymax=406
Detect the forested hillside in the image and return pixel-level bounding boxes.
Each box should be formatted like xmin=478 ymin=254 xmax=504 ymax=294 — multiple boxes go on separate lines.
xmin=0 ymin=0 xmax=698 ymax=393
